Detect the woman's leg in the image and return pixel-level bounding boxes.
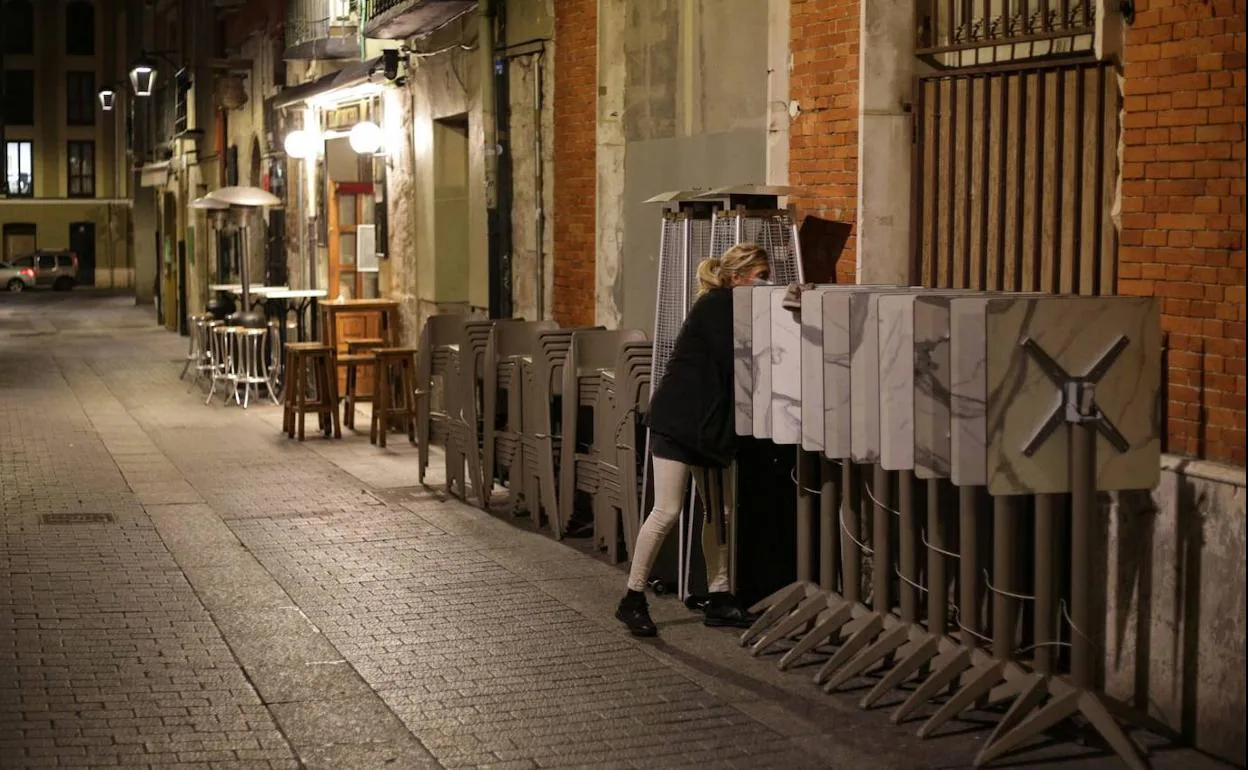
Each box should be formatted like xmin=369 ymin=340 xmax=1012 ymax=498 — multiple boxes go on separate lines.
xmin=625 ymin=456 xmax=690 ymax=592
xmin=696 ymin=467 xmax=731 ymax=594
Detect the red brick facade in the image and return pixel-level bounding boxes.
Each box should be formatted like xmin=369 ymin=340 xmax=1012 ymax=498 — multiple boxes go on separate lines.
xmin=788 ymin=0 xmax=860 ymax=284
xmin=1118 ymin=0 xmax=1246 ymax=466
xmin=552 ymin=0 xmax=598 ymax=327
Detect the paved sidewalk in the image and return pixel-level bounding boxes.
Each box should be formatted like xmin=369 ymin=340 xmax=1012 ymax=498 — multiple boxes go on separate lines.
xmin=0 ymin=294 xmax=1230 ymax=770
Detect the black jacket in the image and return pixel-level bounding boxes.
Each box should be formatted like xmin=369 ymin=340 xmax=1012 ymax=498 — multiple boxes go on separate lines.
xmin=646 ymin=288 xmax=735 ymax=468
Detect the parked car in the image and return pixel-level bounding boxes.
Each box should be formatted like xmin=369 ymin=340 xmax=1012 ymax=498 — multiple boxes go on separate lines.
xmin=6 ymin=250 xmax=80 ymax=290
xmin=1 ymin=259 xmax=37 ymax=292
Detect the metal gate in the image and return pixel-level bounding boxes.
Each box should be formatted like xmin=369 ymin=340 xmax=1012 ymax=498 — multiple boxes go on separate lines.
xmin=911 ymin=59 xmax=1120 ymax=295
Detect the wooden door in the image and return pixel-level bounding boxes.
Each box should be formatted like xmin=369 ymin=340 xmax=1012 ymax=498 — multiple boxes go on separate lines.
xmin=328 ymin=183 xmax=383 ymax=395
xmin=328 ymin=181 xmax=377 ymax=301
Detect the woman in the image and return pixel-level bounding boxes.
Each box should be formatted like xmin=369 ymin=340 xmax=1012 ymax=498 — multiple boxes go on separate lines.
xmin=616 ymin=243 xmax=770 ymax=637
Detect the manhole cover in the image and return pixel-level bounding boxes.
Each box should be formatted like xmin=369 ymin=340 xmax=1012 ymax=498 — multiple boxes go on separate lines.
xmin=41 ymin=513 xmax=115 ymax=525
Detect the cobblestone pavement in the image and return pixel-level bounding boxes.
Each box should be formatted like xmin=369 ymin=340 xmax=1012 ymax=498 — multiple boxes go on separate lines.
xmin=0 ymin=293 xmax=1231 ymax=770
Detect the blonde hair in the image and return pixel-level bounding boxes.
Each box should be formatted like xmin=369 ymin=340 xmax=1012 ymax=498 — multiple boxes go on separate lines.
xmin=695 ymin=243 xmax=770 ymax=296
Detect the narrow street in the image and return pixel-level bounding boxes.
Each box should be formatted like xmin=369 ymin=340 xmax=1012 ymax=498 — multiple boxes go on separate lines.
xmin=0 ymin=293 xmax=1229 ymax=770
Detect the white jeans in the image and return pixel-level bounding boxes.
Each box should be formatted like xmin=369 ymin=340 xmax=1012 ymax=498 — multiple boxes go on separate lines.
xmin=626 ymin=457 xmax=731 ymax=594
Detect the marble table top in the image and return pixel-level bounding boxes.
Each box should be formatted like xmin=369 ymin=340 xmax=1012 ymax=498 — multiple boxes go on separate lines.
xmin=982 ymin=295 xmax=1161 ymax=495
xmin=732 ymin=287 xmax=754 ymax=437
xmin=947 ymin=295 xmax=1161 ymax=494
xmin=878 ymin=289 xmax=985 ymax=472
xmin=770 ymin=289 xmax=803 ymax=445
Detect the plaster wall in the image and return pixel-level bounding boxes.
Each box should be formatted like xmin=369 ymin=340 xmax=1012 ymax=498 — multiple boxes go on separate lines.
xmin=385 ymin=14 xmax=490 ymax=344
xmin=132 ymin=186 xmax=158 ymax=304
xmin=601 ymin=0 xmax=772 ymax=334
xmin=1105 ymin=459 xmax=1247 ymax=765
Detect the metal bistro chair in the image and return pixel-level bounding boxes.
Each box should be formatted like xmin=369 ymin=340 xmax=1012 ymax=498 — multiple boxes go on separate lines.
xmin=205 ymin=323 xmax=237 ymax=405
xmin=188 ymin=316 xmax=216 ymax=392
xmin=180 ymin=314 xmax=207 ymax=380
xmin=231 ymin=327 xmax=279 ymax=408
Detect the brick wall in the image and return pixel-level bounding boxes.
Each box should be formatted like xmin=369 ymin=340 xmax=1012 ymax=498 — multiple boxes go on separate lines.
xmin=1118 ymin=0 xmax=1246 ymax=466
xmin=552 ymin=0 xmax=598 ymax=326
xmin=788 ymin=0 xmax=860 ymax=283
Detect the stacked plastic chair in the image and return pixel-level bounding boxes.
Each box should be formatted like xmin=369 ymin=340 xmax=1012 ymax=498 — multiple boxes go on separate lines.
xmin=591 ymin=339 xmax=653 ymax=562
xmin=517 ymin=326 xmax=602 ymax=536
xmin=444 ymin=318 xmax=511 ymax=507
xmin=557 ymin=329 xmax=649 ymax=544
xmin=482 ymin=320 xmax=559 ymax=512
xmin=415 ymin=314 xmax=473 ymax=486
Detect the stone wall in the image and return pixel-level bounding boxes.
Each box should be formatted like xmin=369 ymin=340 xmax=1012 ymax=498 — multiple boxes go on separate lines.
xmin=1105 ymin=458 xmax=1246 ymax=765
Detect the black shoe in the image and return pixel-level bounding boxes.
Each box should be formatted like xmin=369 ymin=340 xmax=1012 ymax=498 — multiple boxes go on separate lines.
xmin=703 ymin=592 xmax=757 ymax=629
xmin=616 ymin=593 xmax=658 ymax=637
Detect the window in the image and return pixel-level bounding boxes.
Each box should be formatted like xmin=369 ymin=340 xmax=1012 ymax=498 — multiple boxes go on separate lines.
xmin=56 ymin=254 xmax=74 ymax=268
xmin=67 ymin=141 xmax=95 ymax=198
xmin=37 ymin=253 xmax=55 ymax=270
xmin=12 ymin=255 xmax=34 ymax=268
xmin=65 ymin=2 xmax=95 ymax=56
xmin=67 ymin=71 xmax=96 ymax=126
xmin=4 ymin=140 xmax=33 ymax=196
xmin=3 ymin=69 xmax=35 ymax=126
xmin=2 ymin=0 xmax=34 ymax=55
xmin=174 ymin=69 xmax=192 ymax=134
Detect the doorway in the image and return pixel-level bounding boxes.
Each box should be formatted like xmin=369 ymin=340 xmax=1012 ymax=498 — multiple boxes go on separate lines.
xmin=161 ymin=193 xmax=178 ymax=331
xmin=3 ymin=223 xmax=36 ymax=260
xmin=433 ymin=115 xmax=470 ymax=301
xmin=69 ymin=222 xmax=96 ymax=286
xmin=328 ymin=181 xmax=376 ymax=301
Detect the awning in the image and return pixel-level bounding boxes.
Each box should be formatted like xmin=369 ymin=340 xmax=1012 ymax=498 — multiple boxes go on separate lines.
xmin=139 ymin=161 xmax=172 ymax=188
xmin=273 ymin=56 xmax=384 ymax=109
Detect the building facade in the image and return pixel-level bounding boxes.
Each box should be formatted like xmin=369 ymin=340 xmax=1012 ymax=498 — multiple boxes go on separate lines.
xmin=1 ymin=0 xmax=133 ymax=288
xmin=103 ymin=0 xmax=1245 ymax=760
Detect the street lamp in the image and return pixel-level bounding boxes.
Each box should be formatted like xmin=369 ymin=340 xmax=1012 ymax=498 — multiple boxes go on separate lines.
xmin=129 ymin=55 xmax=158 ymax=96
xmin=205 ymin=185 xmax=282 ymax=329
xmin=98 ymin=85 xmax=118 ymax=111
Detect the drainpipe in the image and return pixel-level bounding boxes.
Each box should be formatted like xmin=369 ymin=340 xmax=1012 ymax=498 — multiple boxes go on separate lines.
xmin=485 ymin=0 xmax=513 ymax=319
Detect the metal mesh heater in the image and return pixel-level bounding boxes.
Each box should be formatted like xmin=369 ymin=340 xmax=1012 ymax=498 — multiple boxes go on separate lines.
xmin=642 ymin=185 xmax=808 ymax=598
xmin=651 ymin=210 xmax=715 ymax=389
xmin=709 ymin=209 xmax=803 ymax=288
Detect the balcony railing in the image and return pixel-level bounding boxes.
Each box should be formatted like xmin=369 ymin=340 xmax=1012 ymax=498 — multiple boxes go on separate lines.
xmin=917 ymin=0 xmax=1096 ymax=65
xmin=285 ymin=0 xmax=360 ymax=59
xmin=361 ymin=0 xmax=476 ymax=41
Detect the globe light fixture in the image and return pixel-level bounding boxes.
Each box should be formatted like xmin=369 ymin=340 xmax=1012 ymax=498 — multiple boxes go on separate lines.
xmin=129 ymin=56 xmax=158 ymax=97
xmin=283 ymin=129 xmax=318 ymax=160
xmin=348 ymin=120 xmax=384 ymax=155
xmin=97 ymin=86 xmax=117 ymax=111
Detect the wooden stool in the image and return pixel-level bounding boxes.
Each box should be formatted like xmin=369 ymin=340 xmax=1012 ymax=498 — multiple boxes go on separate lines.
xmin=370 ymin=347 xmax=419 ymax=448
xmin=282 ymin=343 xmax=341 ymax=441
xmin=341 ymin=338 xmax=384 ymax=431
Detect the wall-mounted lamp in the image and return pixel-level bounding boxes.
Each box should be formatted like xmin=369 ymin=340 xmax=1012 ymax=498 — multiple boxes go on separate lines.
xmin=348 ymin=121 xmax=384 ymax=155
xmin=283 ymin=129 xmax=321 ymax=159
xmin=128 ymin=51 xmax=180 ymax=97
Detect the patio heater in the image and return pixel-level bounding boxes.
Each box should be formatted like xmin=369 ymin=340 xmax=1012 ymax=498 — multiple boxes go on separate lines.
xmin=189 ymin=196 xmax=233 ymax=321
xmin=642 ymin=184 xmax=808 ymax=600
xmin=205 ymin=185 xmax=282 ymax=329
